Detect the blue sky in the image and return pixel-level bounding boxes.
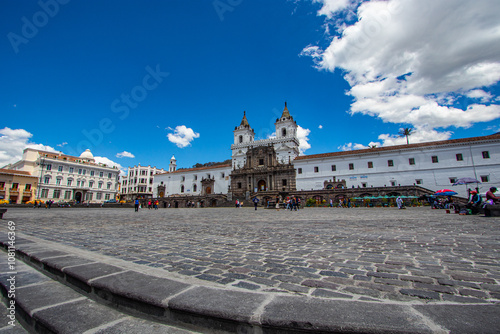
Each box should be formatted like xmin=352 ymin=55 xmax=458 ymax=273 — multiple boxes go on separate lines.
xmin=1 ymin=0 xmax=500 ymax=173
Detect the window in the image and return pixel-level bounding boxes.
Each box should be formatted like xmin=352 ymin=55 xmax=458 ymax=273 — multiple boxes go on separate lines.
xmin=77 ymin=181 xmax=80 ymax=187
xmin=44 ymin=177 xmax=50 ymax=184
xmin=194 ymin=175 xmax=197 ymax=180
xmin=431 ymin=156 xmax=439 ymax=163
xmin=150 ymin=178 xmax=153 ymax=184
xmin=390 ymin=181 xmax=396 ymax=186
xmin=298 ymin=168 xmax=302 ymax=174
xmin=69 ymin=167 xmax=74 ymax=173
xmin=349 ymin=163 xmax=354 ymax=170
xmin=193 ymin=184 xmax=197 ymax=192
xmin=0 ymin=182 xmax=4 ymax=190
xmin=96 ymin=193 xmax=102 ymax=200
xmin=53 ymin=190 xmax=61 ymax=199
xmin=388 ymin=160 xmax=394 ymax=167
xmin=181 ymin=176 xmax=185 ymax=182
xmin=98 ymin=182 xmax=103 ymax=189
xmin=64 ymin=191 xmax=71 ymax=199
xmin=367 ymin=161 xmax=373 ymax=168
xmin=282 ymin=128 xmax=287 ymax=137
xmin=82 ymin=169 xmax=86 ymax=175
xmin=78 ymin=169 xmax=82 ymax=174
xmin=41 ymin=189 xmax=49 ymax=198
xmin=25 ymin=184 xmax=31 ymax=191
xmin=282 ymin=179 xmax=287 ymax=186
xmin=331 ymin=165 xmax=336 ymax=171
xmin=239 ymin=135 xmax=243 ymax=143
xmin=362 ymin=183 xmax=367 ymax=188
xmin=181 ymin=185 xmax=184 ymax=193
xmin=86 ymin=193 xmax=93 ymax=201
xmin=237 ymin=182 xmax=242 ymax=189
xmin=456 ymin=153 xmax=463 ymax=161
xmin=56 ymin=178 xmax=62 ymax=185
xmin=99 ymin=172 xmax=103 ymax=177
xmin=409 ymin=158 xmax=415 ymax=165
xmin=81 ymin=181 xmax=85 ymax=187
xmin=314 ymin=167 xmax=319 ymax=173
xmin=108 ymin=173 xmax=112 ymax=178
xmin=105 ymin=194 xmax=111 ymax=200
xmin=46 ymin=164 xmax=52 ymax=171
xmin=482 ymin=151 xmax=490 ymax=159
xmin=11 ymin=183 xmax=19 ymax=190
xmin=58 ymin=166 xmax=63 ymax=172
xmin=89 ymin=181 xmax=94 ymax=188
xmin=481 ymin=175 xmax=489 ymax=182
xmin=259 ymin=159 xmax=264 ymax=166
xmin=107 ymin=183 xmax=111 ymax=190
xmin=449 ymin=177 xmax=457 ymax=184
xmin=90 ymin=170 xmax=95 ymax=176
xmin=67 ymin=179 xmax=73 ymax=186
xmin=415 ymin=179 xmax=423 ymax=185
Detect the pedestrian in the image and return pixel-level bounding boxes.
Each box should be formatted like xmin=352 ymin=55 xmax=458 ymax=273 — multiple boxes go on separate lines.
xmin=154 ymin=200 xmax=159 ymax=210
xmin=485 ymin=187 xmax=500 ymax=204
xmin=148 ymin=200 xmax=152 ymax=209
xmin=330 ymin=199 xmax=333 ymax=208
xmin=275 ymin=198 xmax=280 ymax=210
xmin=252 ymin=197 xmax=259 ymax=210
xmin=134 ymin=198 xmax=140 ymax=212
xmin=235 ymin=199 xmax=239 ymax=208
xmin=396 ymin=196 xmax=404 ymax=209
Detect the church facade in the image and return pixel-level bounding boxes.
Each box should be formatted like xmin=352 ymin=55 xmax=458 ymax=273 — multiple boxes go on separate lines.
xmin=153 ymin=103 xmax=500 ymax=204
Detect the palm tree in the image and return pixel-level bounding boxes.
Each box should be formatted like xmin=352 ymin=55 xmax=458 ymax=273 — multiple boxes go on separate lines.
xmin=399 ymin=127 xmax=413 ymax=145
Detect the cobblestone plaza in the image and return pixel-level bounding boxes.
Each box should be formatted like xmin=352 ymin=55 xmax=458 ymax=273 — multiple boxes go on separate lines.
xmin=2 ymin=206 xmax=500 ymax=304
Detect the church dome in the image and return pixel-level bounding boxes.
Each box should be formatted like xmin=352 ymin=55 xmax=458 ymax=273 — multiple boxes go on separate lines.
xmin=80 ymin=149 xmax=94 ymax=160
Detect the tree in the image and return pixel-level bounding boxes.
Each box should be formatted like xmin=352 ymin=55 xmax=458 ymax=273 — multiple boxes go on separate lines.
xmin=399 ymin=127 xmax=413 ymax=145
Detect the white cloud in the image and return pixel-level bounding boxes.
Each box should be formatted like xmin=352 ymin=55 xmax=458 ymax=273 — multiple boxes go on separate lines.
xmin=0 ymin=127 xmax=57 ymax=167
xmin=318 ymin=125 xmax=323 ymax=129
xmin=94 ymin=156 xmax=127 ymax=176
xmin=466 ymin=89 xmax=493 ymax=103
xmin=167 ymin=125 xmax=200 ymax=148
xmin=57 ymin=142 xmax=68 ymax=147
xmin=304 ymin=0 xmax=500 ymax=132
xmin=339 ymin=126 xmax=453 ymax=150
xmin=116 ymin=151 xmax=135 ymax=158
xmin=297 ymin=125 xmax=311 ymax=155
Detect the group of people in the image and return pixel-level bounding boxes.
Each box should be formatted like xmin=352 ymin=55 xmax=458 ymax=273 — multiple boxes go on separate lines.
xmin=33 ymin=200 xmax=53 ymax=209
xmin=465 ymin=187 xmax=500 ymax=214
xmin=135 ymin=199 xmax=159 ymax=211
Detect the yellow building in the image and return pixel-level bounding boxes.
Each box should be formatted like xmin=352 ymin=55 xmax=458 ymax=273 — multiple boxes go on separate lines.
xmin=0 ymin=169 xmax=38 ymax=204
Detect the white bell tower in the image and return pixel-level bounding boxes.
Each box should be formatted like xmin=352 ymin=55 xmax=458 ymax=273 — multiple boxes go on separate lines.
xmin=169 ymin=155 xmax=177 ymax=172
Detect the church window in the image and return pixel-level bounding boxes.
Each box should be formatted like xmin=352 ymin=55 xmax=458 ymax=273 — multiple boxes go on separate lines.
xmin=409 ymin=158 xmax=415 ymax=165
xmin=298 ymin=168 xmax=302 ymax=174
xmin=282 ymin=179 xmax=287 ymax=186
xmin=349 ymin=163 xmax=354 ymax=170
xmin=314 ymin=167 xmax=319 ymax=173
xmin=259 ymin=159 xmax=264 ymax=166
xmin=239 ymin=135 xmax=243 ymax=143
xmin=388 ymin=160 xmax=394 ymax=167
xmin=331 ymin=165 xmax=336 ymax=171
xmin=181 ymin=185 xmax=184 ymax=193
xmin=193 ymin=184 xmax=197 ymax=192
xmin=368 ymin=161 xmax=373 ymax=168
xmin=237 ymin=182 xmax=242 ymax=189
xmin=482 ymin=151 xmax=490 ymax=159
xmin=431 ymin=156 xmax=439 ymax=163
xmin=282 ymin=128 xmax=287 ymax=137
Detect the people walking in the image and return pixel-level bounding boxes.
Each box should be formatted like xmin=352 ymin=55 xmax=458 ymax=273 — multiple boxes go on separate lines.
xmin=134 ymin=198 xmax=140 ymax=212
xmin=252 ymin=197 xmax=259 ymax=210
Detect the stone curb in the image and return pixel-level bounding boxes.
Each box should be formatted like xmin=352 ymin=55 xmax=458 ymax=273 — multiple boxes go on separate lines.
xmin=2 ymin=235 xmax=500 ymax=333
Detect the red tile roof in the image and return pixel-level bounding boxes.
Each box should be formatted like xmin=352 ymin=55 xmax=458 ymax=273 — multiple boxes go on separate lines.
xmin=156 ymin=164 xmax=231 ymax=175
xmin=0 ymin=169 xmax=37 ymax=177
xmin=295 ymin=134 xmax=500 ymax=161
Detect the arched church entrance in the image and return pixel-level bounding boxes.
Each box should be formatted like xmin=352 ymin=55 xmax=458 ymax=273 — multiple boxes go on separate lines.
xmin=258 ymin=180 xmax=266 ymax=191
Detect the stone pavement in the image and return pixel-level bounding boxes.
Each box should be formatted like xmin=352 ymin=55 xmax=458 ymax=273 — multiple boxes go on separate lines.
xmin=0 ymin=206 xmax=499 ymax=333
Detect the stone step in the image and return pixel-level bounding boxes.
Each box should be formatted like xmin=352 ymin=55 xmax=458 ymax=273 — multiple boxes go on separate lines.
xmin=0 ymin=256 xmax=200 ymax=333
xmin=1 ymin=234 xmax=499 ymax=333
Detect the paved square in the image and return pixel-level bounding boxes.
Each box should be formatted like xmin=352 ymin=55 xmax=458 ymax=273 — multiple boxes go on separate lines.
xmin=2 ymin=207 xmax=499 ymax=303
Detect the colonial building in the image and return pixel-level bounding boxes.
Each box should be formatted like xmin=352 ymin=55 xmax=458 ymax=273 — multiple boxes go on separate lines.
xmin=0 ymin=169 xmax=38 ymax=204
xmin=4 ymin=148 xmax=120 ymax=203
xmin=120 ymin=164 xmax=166 ymax=200
xmin=294 ymin=134 xmax=500 ymax=198
xmin=152 ymin=103 xmax=500 ymax=206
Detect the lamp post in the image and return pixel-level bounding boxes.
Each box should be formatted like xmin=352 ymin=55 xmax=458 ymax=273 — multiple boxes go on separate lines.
xmin=36 ymin=157 xmax=46 ymax=200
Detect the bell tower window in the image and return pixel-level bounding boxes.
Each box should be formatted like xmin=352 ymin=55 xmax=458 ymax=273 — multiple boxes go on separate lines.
xmin=282 ymin=128 xmax=286 ymax=137
xmin=239 ymin=135 xmax=243 ymax=143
